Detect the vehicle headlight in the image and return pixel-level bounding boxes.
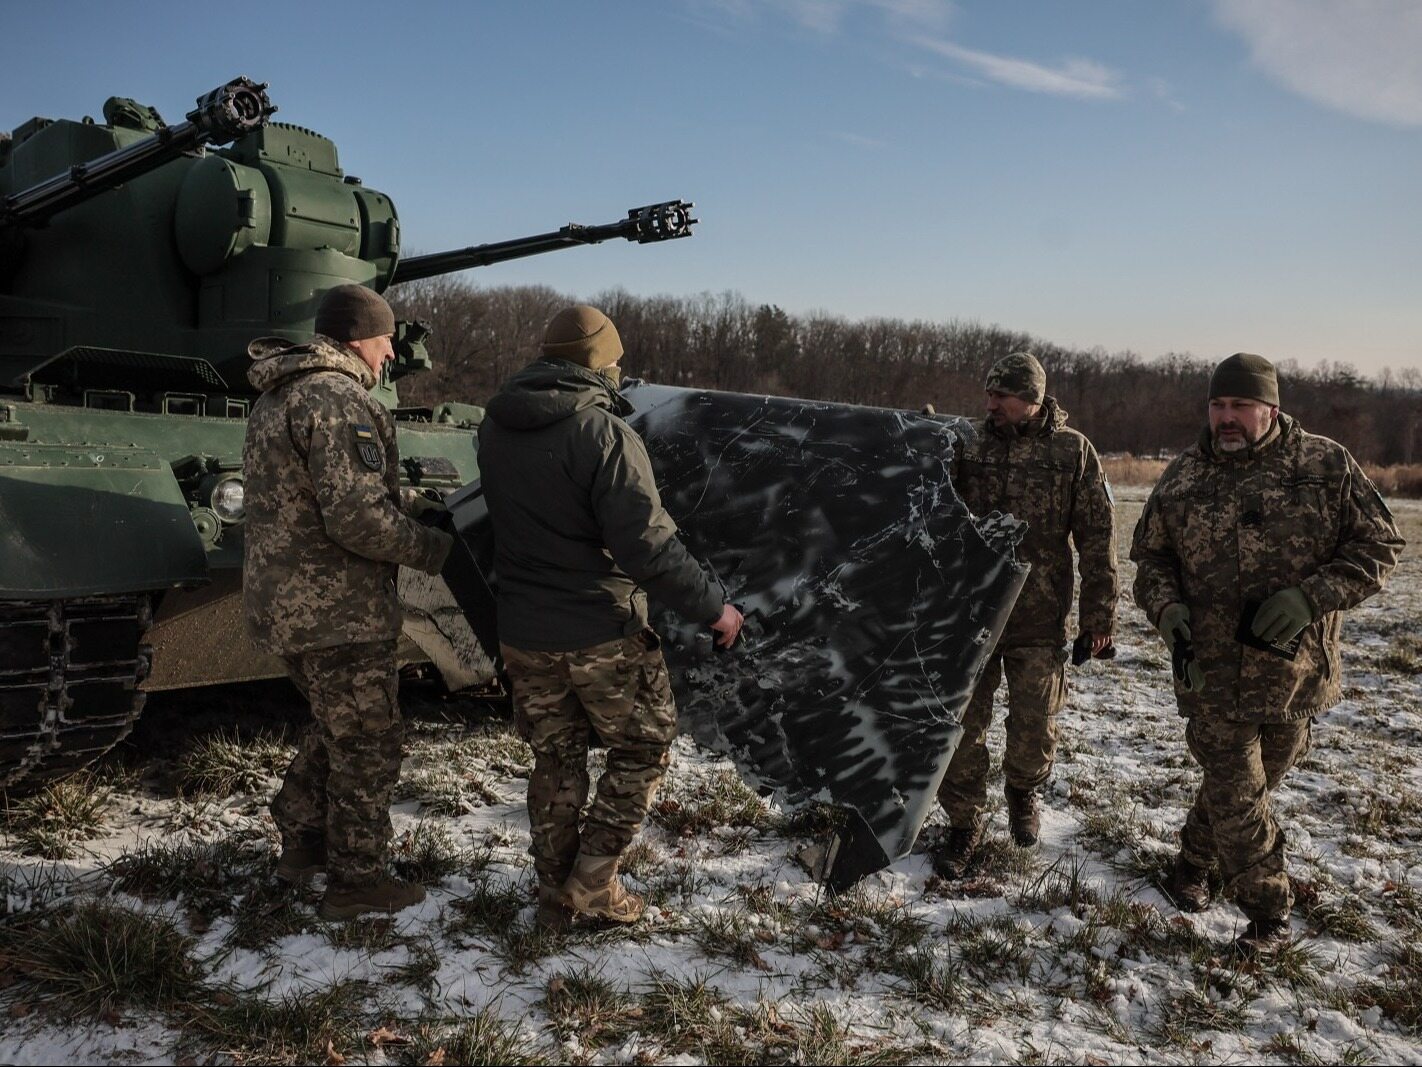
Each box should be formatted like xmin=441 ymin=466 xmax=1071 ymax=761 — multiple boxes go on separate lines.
xmin=209 ymin=475 xmax=245 ymax=523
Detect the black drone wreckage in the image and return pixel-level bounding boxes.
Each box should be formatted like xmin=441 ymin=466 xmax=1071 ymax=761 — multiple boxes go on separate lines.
xmin=440 ymin=383 xmax=1027 ymax=890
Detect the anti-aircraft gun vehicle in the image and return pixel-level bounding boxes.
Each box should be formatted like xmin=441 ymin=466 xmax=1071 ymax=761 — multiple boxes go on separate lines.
xmin=0 ymin=76 xmax=696 ymax=789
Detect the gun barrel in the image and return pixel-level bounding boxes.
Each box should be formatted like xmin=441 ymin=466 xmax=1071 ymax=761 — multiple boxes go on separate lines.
xmin=389 ymin=199 xmax=696 ymax=286
xmin=2 ymin=77 xmax=275 ymax=229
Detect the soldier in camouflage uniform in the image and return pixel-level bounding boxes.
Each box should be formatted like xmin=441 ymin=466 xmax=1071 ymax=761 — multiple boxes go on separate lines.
xmin=478 ymin=305 xmax=743 ymax=930
xmin=936 ymin=352 xmax=1118 ymax=877
xmin=243 ymin=284 xmax=453 ymax=921
xmin=1132 ymin=353 xmax=1403 ymax=953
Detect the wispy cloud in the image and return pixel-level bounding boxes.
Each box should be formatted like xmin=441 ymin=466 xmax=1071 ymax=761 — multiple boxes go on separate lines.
xmin=913 ymin=37 xmax=1124 ymax=100
xmin=1213 ymin=0 xmax=1422 ymax=127
xmin=695 ymin=0 xmax=953 ymax=36
xmin=831 ymin=130 xmax=887 ymax=149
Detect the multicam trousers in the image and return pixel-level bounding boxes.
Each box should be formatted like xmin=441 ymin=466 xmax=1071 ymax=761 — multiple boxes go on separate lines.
xmin=937 ymin=644 xmax=1067 ymax=828
xmin=501 ymin=632 xmax=678 ymax=892
xmin=1179 ymin=715 xmax=1312 ymax=921
xmin=270 ymin=639 xmax=402 ymax=887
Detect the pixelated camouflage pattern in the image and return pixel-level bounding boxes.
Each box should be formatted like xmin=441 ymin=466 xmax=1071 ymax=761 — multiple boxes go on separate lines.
xmin=937 ymin=644 xmax=1067 ymax=827
xmin=270 ymin=639 xmax=403 ymax=886
xmin=1179 ymin=716 xmax=1311 ymax=921
xmin=501 ymin=633 xmax=677 ymax=890
xmin=952 ymin=396 xmax=1118 ymax=646
xmin=1131 ymin=414 xmax=1403 ymax=722
xmin=985 ymin=351 xmax=1047 ymax=404
xmin=242 ymin=335 xmax=453 ymax=656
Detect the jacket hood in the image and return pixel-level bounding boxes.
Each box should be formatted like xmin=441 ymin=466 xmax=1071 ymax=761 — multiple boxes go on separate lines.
xmin=485 ymin=357 xmax=630 ymax=431
xmin=1195 ymin=411 xmax=1296 ymax=462
xmin=247 ymin=335 xmax=376 ymax=393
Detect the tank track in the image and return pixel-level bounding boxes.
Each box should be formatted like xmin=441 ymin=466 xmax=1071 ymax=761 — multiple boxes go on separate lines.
xmin=0 ymin=596 xmax=152 ymax=792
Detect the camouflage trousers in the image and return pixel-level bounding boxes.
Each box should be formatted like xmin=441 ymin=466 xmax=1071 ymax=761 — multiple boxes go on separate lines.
xmin=501 ymin=632 xmax=677 ymax=892
xmin=938 ymin=644 xmax=1066 ymax=828
xmin=1179 ymin=715 xmax=1312 ymax=922
xmin=270 ymin=639 xmax=402 ymax=887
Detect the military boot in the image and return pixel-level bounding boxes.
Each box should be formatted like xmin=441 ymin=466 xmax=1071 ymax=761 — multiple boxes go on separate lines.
xmin=1232 ymin=916 xmax=1291 ymax=957
xmin=1004 ymin=785 xmax=1041 ymax=847
xmin=535 ymin=883 xmax=576 ymax=934
xmin=319 ymin=875 xmax=426 ymax=921
xmin=1166 ymin=854 xmax=1211 ymax=913
xmin=275 ymin=843 xmax=326 ymax=885
xmin=933 ymin=819 xmax=983 ymax=880
xmin=561 ymin=853 xmax=644 ymax=923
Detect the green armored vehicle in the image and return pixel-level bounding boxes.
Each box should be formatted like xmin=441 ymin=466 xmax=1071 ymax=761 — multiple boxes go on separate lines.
xmin=0 ymin=76 xmax=696 ymax=789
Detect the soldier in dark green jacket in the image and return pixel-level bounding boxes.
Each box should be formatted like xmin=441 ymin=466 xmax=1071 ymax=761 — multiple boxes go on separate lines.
xmin=244 ymin=285 xmax=453 ymax=921
xmin=1132 ymin=353 xmax=1403 ymax=954
xmin=936 ymin=353 xmax=1118 ymax=877
xmin=478 ymin=305 xmax=743 ymax=930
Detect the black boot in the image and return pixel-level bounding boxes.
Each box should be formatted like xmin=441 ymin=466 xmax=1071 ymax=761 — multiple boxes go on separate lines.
xmin=933 ymin=820 xmax=983 ymax=880
xmin=1004 ymin=785 xmax=1041 ymax=847
xmin=1167 ymin=854 xmax=1211 ymax=913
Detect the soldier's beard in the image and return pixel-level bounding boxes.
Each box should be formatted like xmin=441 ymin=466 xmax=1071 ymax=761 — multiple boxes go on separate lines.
xmin=1214 ymin=424 xmax=1253 ymax=452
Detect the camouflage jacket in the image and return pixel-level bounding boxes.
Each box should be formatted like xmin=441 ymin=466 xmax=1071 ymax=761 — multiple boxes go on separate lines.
xmin=951 ymin=396 xmax=1118 ymax=647
xmin=242 ymin=336 xmax=453 ymax=655
xmin=478 ymin=357 xmax=722 ymax=652
xmin=1131 ymin=414 xmax=1403 ymax=722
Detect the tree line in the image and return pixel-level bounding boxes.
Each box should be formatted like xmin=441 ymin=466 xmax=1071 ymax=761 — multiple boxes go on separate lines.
xmin=389 ymin=279 xmax=1422 ymax=466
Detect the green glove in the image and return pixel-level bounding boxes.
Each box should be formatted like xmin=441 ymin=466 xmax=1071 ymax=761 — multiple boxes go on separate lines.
xmin=1156 ymin=603 xmax=1205 ymax=693
xmin=1155 ymin=603 xmax=1191 ymax=655
xmin=1252 ymin=586 xmax=1314 ymax=645
xmin=408 ymin=490 xmax=447 ymax=521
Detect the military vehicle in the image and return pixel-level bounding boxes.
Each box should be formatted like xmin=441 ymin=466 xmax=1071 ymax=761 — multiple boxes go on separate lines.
xmin=0 ymin=76 xmax=696 ymax=789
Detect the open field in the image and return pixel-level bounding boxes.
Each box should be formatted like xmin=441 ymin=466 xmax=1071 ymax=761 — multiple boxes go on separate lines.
xmin=1 ymin=492 xmax=1419 ymax=1065
xmin=1103 ymin=456 xmax=1422 ymax=497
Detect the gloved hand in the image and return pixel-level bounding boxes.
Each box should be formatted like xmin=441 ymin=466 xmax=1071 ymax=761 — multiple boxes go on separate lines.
xmin=408 ymin=489 xmax=447 ymax=520
xmin=1155 ymin=603 xmax=1191 ymax=655
xmin=1252 ymin=586 xmax=1314 ymax=645
xmin=1156 ymin=603 xmax=1205 ymax=693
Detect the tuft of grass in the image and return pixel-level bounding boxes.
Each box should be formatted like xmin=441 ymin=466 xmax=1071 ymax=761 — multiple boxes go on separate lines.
xmin=106 ymin=836 xmax=262 ymax=918
xmin=3 ymin=772 xmax=111 ymax=859
xmin=400 ymin=1007 xmax=549 ymax=1066
xmin=1151 ymin=980 xmax=1251 ymax=1047
xmin=175 ymin=728 xmax=291 ymax=796
xmin=444 ymin=873 xmax=528 ymax=942
xmin=637 ymin=970 xmax=727 ymax=1050
xmin=885 ymin=947 xmax=970 ymax=1013
xmin=651 ymin=768 xmax=770 ymax=836
xmin=1354 ymin=940 xmax=1422 ymax=1032
xmin=224 ymin=877 xmax=314 ymax=951
xmin=0 ymin=900 xmax=202 ymax=1016
xmin=542 ymin=966 xmax=639 ymax=1050
xmin=181 ymin=979 xmax=373 ymax=1064
xmin=397 ymin=765 xmax=503 ymax=816
xmin=1292 ymin=876 xmax=1380 ymax=942
xmin=774 ymin=802 xmax=847 ymax=839
xmin=951 ymin=913 xmax=1035 ymax=983
xmin=390 ymin=821 xmax=475 ymax=885
xmin=1076 ymin=804 xmax=1176 ymax=887
xmin=692 ymin=907 xmax=774 ymax=970
xmin=1016 ymin=851 xmax=1102 ymax=915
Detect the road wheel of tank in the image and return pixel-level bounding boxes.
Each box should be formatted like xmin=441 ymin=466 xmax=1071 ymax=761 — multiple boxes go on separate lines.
xmin=0 ymin=596 xmax=153 ymax=791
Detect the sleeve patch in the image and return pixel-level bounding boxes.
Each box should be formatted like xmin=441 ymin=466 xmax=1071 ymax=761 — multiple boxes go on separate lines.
xmin=353 ymin=425 xmax=383 ymax=471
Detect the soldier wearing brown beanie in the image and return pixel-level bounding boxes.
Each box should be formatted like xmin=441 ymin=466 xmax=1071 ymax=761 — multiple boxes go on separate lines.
xmin=243 ymin=283 xmax=453 ymax=921
xmin=1132 ymin=352 xmax=1403 ymax=955
xmin=477 ymin=304 xmax=743 ymax=931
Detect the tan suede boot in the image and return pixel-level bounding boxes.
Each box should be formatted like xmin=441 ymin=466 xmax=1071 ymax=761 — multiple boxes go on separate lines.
xmin=535 ymin=883 xmax=576 ymax=933
xmin=319 ymin=875 xmax=426 ymax=921
xmin=561 ymin=853 xmax=644 ymax=923
xmin=275 ymin=843 xmax=326 ymax=885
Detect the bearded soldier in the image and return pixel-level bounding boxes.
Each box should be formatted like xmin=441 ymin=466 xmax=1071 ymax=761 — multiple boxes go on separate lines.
xmin=936 ymin=352 xmax=1118 ymax=876
xmin=477 ymin=305 xmax=743 ymax=931
xmin=244 ymin=284 xmax=452 ymax=921
xmin=1131 ymin=353 xmax=1403 ymax=953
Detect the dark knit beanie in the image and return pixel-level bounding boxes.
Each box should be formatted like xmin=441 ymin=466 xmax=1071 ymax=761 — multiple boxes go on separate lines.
xmin=541 ymin=305 xmax=623 ymax=370
xmin=1209 ymin=353 xmax=1279 ymax=406
xmin=315 ymin=285 xmax=395 ymax=342
xmin=985 ymin=352 xmax=1047 ymax=404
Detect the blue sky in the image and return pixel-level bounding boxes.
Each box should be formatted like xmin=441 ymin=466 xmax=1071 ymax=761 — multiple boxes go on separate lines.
xmin=5 ymin=1 xmax=1419 ymax=376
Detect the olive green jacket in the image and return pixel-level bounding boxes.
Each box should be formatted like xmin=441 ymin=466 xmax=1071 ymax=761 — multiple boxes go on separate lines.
xmin=478 ymin=358 xmax=722 ymax=651
xmin=1131 ymin=414 xmax=1404 ymax=722
xmin=952 ymin=397 xmax=1118 ymax=648
xmin=242 ymin=336 xmax=452 ymax=655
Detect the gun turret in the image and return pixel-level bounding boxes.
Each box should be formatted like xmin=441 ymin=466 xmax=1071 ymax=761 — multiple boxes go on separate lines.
xmin=2 ymin=77 xmax=274 ymax=230
xmin=389 ymin=200 xmax=696 ymax=285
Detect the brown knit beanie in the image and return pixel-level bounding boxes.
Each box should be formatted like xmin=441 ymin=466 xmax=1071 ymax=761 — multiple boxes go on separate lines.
xmin=1209 ymin=353 xmax=1279 ymax=406
xmin=315 ymin=285 xmax=395 ymax=342
xmin=985 ymin=352 xmax=1047 ymax=404
xmin=541 ymin=305 xmax=623 ymax=371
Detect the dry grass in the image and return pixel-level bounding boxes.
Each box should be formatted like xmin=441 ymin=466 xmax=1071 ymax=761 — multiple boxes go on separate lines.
xmin=1103 ymin=455 xmax=1422 ymax=497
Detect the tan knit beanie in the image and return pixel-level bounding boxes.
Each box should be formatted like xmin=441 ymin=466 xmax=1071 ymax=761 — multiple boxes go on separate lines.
xmin=541 ymin=305 xmax=623 ymax=371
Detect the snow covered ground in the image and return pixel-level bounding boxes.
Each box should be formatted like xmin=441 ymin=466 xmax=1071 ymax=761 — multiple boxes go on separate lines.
xmin=2 ymin=489 xmax=1419 ymax=1065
